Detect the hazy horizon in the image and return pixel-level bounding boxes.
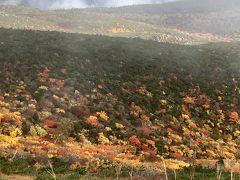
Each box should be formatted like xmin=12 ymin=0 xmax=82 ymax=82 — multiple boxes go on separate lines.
xmin=0 ymin=0 xmax=178 ymax=9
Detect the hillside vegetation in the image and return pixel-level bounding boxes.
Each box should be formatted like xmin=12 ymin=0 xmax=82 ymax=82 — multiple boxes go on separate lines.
xmin=0 ymin=28 xmax=240 ymax=178
xmin=1 ymin=0 xmax=240 ymax=179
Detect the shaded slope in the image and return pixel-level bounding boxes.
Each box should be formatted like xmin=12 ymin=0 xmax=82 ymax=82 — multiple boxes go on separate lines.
xmin=96 ymin=0 xmax=240 ymax=36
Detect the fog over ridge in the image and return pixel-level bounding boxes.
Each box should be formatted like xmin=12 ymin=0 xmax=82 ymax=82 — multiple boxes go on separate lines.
xmin=0 ymin=0 xmax=177 ymax=9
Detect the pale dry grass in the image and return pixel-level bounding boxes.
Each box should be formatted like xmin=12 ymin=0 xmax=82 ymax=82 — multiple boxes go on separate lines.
xmin=1 ymin=175 xmax=34 ymax=180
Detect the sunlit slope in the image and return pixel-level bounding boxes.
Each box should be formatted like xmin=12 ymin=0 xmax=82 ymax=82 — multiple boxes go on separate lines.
xmin=1 ymin=28 xmax=240 ymax=161
xmin=0 ymin=4 xmax=231 ymax=44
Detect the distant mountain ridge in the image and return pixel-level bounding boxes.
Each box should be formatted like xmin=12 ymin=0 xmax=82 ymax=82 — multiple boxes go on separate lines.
xmin=0 ymin=0 xmax=239 ymax=43
xmin=96 ymin=0 xmax=240 ymax=36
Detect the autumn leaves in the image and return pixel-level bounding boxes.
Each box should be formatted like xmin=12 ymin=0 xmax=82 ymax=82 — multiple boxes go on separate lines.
xmin=1 ymin=50 xmax=240 ymax=176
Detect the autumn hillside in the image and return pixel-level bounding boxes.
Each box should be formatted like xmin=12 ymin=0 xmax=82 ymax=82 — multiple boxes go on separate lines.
xmin=1 ymin=27 xmax=240 ymax=179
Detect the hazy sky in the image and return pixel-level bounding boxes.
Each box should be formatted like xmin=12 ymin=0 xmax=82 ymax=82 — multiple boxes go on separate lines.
xmin=0 ymin=0 xmax=177 ymax=9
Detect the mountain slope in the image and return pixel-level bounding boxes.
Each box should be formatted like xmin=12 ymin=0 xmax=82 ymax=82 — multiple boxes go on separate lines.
xmin=1 ymin=1 xmax=240 ymax=178
xmin=97 ymin=0 xmax=240 ymax=36
xmin=0 ymin=2 xmax=233 ymax=44
xmin=1 ymin=28 xmax=240 ymax=162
